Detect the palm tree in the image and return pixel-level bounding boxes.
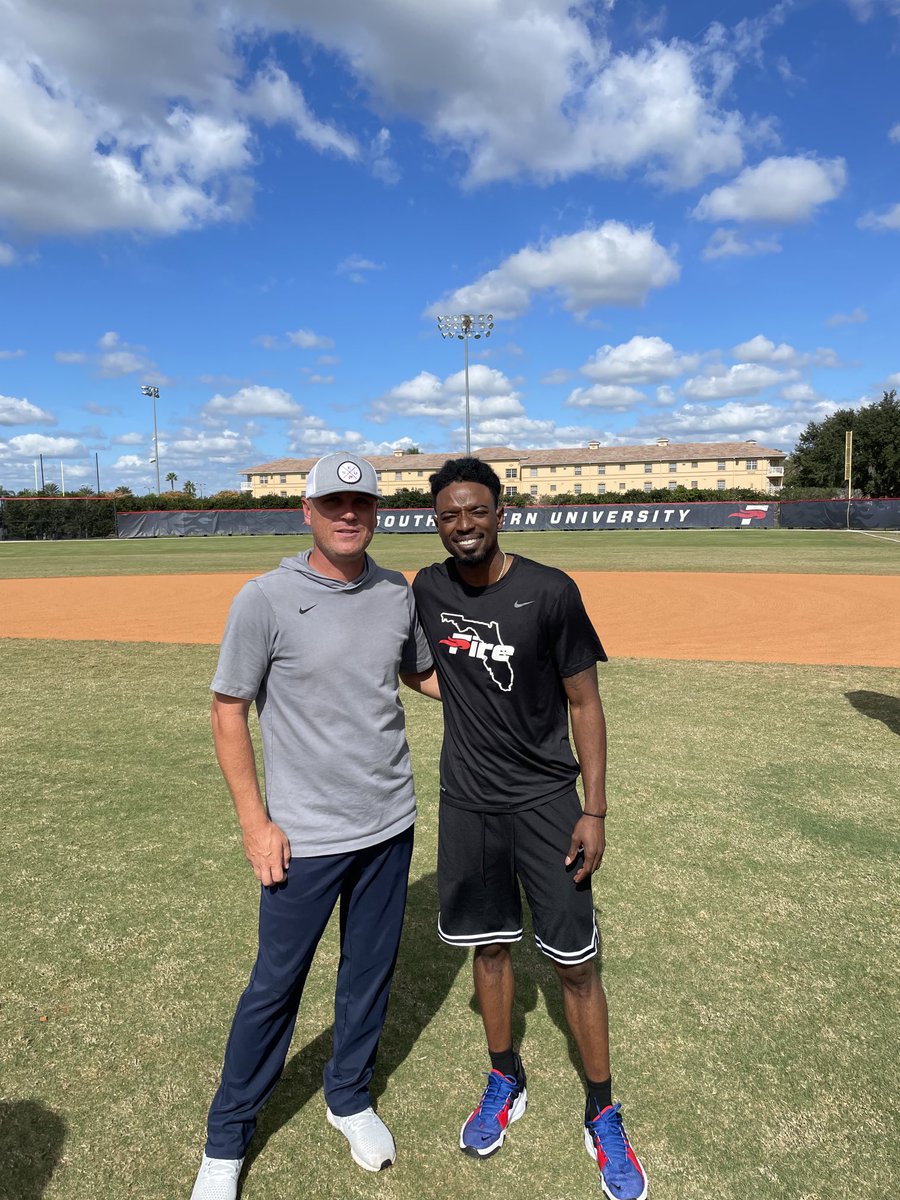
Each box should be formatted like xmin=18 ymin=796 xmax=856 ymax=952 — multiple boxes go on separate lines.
xmin=166 ymin=471 xmax=178 ymax=491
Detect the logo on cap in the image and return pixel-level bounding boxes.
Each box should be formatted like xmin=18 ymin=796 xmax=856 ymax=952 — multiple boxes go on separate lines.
xmin=337 ymin=460 xmax=362 ymax=484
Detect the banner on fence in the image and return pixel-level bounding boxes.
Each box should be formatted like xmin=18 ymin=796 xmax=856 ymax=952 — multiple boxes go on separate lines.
xmin=115 ymin=500 xmax=780 ymax=537
xmin=780 ymin=499 xmax=900 ymax=530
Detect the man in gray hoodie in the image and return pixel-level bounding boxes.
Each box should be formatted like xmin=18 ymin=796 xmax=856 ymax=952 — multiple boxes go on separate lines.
xmin=190 ymin=452 xmax=435 ymax=1200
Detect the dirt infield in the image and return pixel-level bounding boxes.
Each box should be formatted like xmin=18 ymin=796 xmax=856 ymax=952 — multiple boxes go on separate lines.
xmin=1 ymin=570 xmax=897 ymax=667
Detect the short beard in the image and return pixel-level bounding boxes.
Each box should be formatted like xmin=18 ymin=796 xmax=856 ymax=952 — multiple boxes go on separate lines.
xmin=451 ymin=542 xmax=494 ymax=567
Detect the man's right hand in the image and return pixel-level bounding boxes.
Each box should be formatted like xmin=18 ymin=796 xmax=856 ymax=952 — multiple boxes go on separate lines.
xmin=242 ymin=818 xmax=292 ymax=885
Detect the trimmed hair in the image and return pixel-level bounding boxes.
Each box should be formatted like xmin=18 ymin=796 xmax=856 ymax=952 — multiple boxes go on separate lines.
xmin=429 ymin=457 xmax=502 ymax=507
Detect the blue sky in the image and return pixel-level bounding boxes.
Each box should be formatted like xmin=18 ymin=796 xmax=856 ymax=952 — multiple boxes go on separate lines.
xmin=1 ymin=0 xmax=899 ymax=495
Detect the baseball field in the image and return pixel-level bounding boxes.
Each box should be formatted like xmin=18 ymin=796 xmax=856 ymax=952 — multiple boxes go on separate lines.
xmin=1 ymin=528 xmax=898 ymax=1200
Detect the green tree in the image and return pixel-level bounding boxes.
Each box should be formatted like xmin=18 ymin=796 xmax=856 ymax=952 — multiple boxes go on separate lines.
xmin=41 ymin=482 xmax=61 ymax=496
xmin=182 ymin=480 xmax=197 ymax=498
xmin=791 ymin=391 xmax=900 ymax=496
xmin=166 ymin=471 xmax=178 ymax=491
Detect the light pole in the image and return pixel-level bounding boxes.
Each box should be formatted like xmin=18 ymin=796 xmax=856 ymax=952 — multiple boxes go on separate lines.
xmin=141 ymin=385 xmax=161 ymax=495
xmin=436 ymin=313 xmax=493 ymax=456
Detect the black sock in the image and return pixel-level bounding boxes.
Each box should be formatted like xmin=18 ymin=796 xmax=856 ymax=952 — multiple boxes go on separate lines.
xmin=489 ymin=1048 xmax=519 ymax=1079
xmin=585 ymin=1076 xmax=613 ymax=1118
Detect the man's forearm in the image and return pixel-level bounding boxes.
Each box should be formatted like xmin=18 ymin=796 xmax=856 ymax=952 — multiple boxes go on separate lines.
xmin=211 ymin=698 xmax=267 ymax=830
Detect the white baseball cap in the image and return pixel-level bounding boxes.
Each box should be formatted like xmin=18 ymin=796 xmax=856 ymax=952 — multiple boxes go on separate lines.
xmin=305 ymin=452 xmax=380 ymax=500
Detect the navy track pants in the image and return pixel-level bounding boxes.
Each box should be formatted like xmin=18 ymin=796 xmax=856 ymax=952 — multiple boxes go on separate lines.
xmin=205 ymin=825 xmax=414 ymax=1158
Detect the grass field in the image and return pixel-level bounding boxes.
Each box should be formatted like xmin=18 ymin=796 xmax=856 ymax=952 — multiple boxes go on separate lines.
xmin=1 ymin=527 xmax=899 ymax=578
xmin=1 ymin=638 xmax=898 ymax=1200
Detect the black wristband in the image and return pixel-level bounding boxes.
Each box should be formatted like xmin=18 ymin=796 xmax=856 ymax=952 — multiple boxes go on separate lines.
xmin=582 ymin=811 xmax=606 ymax=819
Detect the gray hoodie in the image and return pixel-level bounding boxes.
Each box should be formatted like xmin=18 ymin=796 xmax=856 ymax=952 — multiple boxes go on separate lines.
xmin=211 ymin=550 xmax=432 ymax=856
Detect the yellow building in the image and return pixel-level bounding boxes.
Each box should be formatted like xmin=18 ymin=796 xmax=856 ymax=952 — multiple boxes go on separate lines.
xmin=241 ymin=438 xmax=786 ymax=500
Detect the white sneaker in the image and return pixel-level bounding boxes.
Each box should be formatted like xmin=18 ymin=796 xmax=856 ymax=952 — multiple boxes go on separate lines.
xmin=189 ymin=1154 xmax=244 ymax=1200
xmin=326 ymin=1106 xmax=396 ymax=1171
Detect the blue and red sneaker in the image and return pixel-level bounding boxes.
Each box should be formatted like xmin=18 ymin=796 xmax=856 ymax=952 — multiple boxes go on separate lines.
xmin=459 ymin=1067 xmax=528 ymax=1158
xmin=584 ymin=1102 xmax=648 ymax=1200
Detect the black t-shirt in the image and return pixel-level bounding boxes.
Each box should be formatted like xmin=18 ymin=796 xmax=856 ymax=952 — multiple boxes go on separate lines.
xmin=413 ymin=555 xmax=607 ymax=812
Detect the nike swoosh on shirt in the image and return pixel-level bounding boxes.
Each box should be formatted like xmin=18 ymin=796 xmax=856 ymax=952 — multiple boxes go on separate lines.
xmin=298 ymin=604 xmax=317 ymax=614
xmin=514 ymin=600 xmax=534 ymax=608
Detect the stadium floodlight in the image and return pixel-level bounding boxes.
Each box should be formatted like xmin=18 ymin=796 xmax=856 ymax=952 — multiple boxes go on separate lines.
xmin=141 ymin=384 xmax=162 ymax=494
xmin=436 ymin=313 xmax=493 ymax=456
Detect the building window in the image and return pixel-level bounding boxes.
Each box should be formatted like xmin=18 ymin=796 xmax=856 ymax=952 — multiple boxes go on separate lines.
xmin=619 ymin=463 xmax=626 ymax=471
xmin=691 ymin=460 xmax=698 ymax=469
xmin=668 ymin=481 xmax=677 ymax=491
xmin=574 ymin=484 xmax=582 ymax=494
xmin=574 ymin=466 xmax=582 ymax=476
xmin=669 ymin=462 xmax=677 ymax=472
xmin=691 ymin=480 xmax=698 ymax=489
xmin=597 ymin=465 xmax=605 ymax=475
xmin=644 ymin=463 xmax=653 ymax=473
xmin=505 ymin=468 xmax=517 ymax=479
xmin=746 ymin=459 xmax=757 ymax=471
xmin=505 ymin=485 xmax=516 ymax=496
xmin=300 ymin=472 xmax=307 ymax=480
xmin=530 ymin=485 xmax=538 ymax=496
xmin=417 ymin=470 xmax=424 ymax=477
xmin=550 ymin=466 xmax=557 ymax=473
xmin=717 ymin=460 xmax=726 ymax=471
xmin=280 ymin=490 xmax=287 ymax=497
xmin=259 ymin=475 xmax=268 ymax=484
xmin=598 ymin=483 xmax=606 ymax=494
xmin=717 ymin=480 xmax=726 ymax=490
xmin=618 ymin=481 xmax=626 ymax=490
xmin=643 ymin=481 xmax=653 ymax=492
xmin=530 ymin=467 xmax=537 ymax=477
xmin=279 ymin=475 xmax=287 ymax=484
xmin=550 ymin=484 xmax=557 ymax=492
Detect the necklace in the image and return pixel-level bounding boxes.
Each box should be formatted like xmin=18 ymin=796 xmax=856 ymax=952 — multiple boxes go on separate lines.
xmin=495 ymin=551 xmax=509 ymax=582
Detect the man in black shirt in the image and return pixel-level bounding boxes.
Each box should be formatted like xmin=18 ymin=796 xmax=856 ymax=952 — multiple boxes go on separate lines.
xmin=413 ymin=457 xmax=646 ymax=1200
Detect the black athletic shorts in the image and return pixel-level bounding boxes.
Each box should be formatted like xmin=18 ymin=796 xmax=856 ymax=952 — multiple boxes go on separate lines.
xmin=437 ymin=789 xmax=599 ymax=966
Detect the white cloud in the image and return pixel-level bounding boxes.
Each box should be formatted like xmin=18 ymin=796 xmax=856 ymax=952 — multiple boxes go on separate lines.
xmin=0 ymin=2 xmax=781 ymax=243
xmin=731 ymin=335 xmax=839 ymax=368
xmin=166 ymin=429 xmax=255 ymax=463
xmin=693 ymin=156 xmax=847 ymax=224
xmin=580 ymin=336 xmax=699 ymax=384
xmin=885 ymin=372 xmax=900 ymax=388
xmin=369 ymin=128 xmax=400 ymax=185
xmin=890 ymin=123 xmax=900 ymax=143
xmin=54 ymin=350 xmax=89 ymax=364
xmin=0 ymin=395 xmax=55 ymax=425
xmin=4 ymin=433 xmax=85 ymax=457
xmin=305 ymin=374 xmax=335 ymax=386
xmin=287 ymin=328 xmax=336 ymax=350
xmin=337 ymin=254 xmax=385 ymax=284
xmin=541 ymin=368 xmax=574 ymax=386
xmin=373 ymin=365 xmax=524 ymax=423
xmin=427 ymin=223 xmax=679 ymax=319
xmin=826 ymin=307 xmax=868 ymax=327
xmin=625 ymin=400 xmax=807 ymax=447
xmin=0 ymin=348 xmax=26 ymax=359
xmin=565 ymin=384 xmax=646 ymax=411
xmin=111 ymin=432 xmax=145 ymax=445
xmin=702 ymin=228 xmax=781 ymax=259
xmin=780 ymin=382 xmax=821 ymax=402
xmin=469 ymin=416 xmax=601 ymax=448
xmin=0 ymin=242 xmax=16 ymax=266
xmin=205 ymin=385 xmax=301 ymax=417
xmin=111 ymin=454 xmax=149 ymax=472
xmin=858 ymin=203 xmax=900 ymax=232
xmin=682 ymin=363 xmax=791 ymax=400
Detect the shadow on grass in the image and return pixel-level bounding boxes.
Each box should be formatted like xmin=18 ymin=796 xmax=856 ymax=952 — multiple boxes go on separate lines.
xmin=846 ymin=690 xmax=900 ymax=737
xmin=0 ymin=1100 xmax=66 ymax=1199
xmin=245 ymin=870 xmax=466 ymax=1171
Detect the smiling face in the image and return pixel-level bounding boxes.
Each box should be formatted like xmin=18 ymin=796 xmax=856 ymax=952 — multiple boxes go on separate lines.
xmin=302 ymin=490 xmax=376 ymax=579
xmin=434 ymin=481 xmax=504 ymax=575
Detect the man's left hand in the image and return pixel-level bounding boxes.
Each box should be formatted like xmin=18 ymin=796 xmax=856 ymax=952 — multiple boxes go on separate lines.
xmin=565 ymin=814 xmax=606 ymax=884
